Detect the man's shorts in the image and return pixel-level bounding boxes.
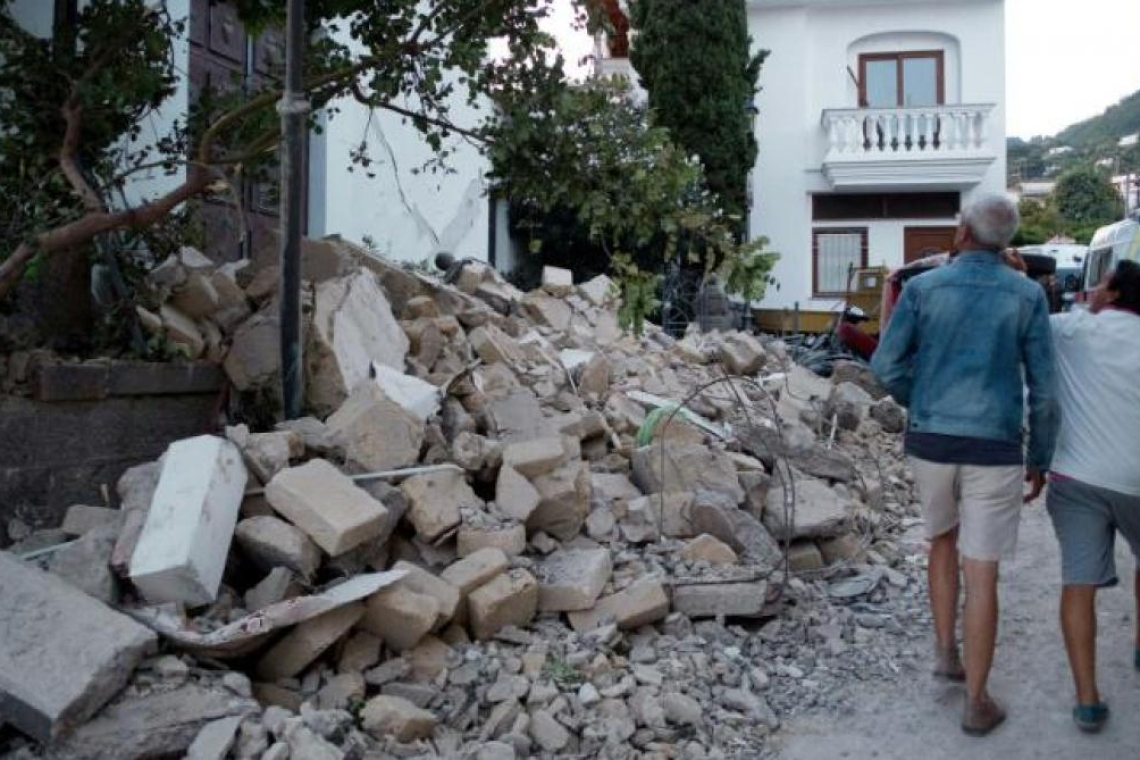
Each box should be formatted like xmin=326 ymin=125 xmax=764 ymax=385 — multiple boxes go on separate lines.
xmin=1046 ymin=476 xmax=1140 ymax=587
xmin=909 ymin=457 xmax=1023 ymax=561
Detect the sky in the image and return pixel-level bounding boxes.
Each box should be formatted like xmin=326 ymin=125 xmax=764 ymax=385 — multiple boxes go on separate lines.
xmin=547 ymin=0 xmax=1140 ymax=140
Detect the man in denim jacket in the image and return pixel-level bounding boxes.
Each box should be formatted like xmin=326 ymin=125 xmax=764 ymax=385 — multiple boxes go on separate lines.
xmin=872 ymin=194 xmax=1057 ymax=736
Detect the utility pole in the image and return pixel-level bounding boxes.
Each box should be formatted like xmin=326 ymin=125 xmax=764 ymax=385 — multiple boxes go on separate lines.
xmin=279 ymin=0 xmax=309 ymax=419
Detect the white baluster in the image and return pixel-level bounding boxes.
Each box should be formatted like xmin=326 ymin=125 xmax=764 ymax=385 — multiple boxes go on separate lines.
xmin=885 ymin=113 xmax=897 ymax=152
xmin=924 ymin=111 xmax=936 ymax=152
xmin=976 ymin=108 xmax=989 ymax=149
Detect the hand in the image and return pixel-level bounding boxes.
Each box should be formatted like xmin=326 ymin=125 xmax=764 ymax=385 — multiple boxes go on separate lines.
xmin=1002 ymin=248 xmax=1028 ymax=273
xmin=1024 ymin=467 xmax=1046 ymax=504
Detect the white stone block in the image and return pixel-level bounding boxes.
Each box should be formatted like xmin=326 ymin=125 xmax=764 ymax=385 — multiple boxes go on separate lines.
xmin=370 ymin=362 xmax=441 ymax=422
xmin=129 ymin=436 xmax=248 ymax=606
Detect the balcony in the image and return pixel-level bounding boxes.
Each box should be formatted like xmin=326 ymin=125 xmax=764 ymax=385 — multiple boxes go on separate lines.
xmin=820 ymin=104 xmax=997 ymax=191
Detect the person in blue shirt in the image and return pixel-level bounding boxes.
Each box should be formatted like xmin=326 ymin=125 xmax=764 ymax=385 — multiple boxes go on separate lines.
xmin=872 ymin=194 xmax=1058 ymax=736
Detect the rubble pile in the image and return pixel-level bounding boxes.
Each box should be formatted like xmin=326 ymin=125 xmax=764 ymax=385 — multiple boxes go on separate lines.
xmin=0 ymin=242 xmax=922 ymax=760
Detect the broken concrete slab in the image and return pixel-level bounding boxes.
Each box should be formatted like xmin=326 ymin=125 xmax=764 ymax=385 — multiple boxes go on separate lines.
xmin=690 ymin=501 xmax=783 ymax=568
xmin=307 ymin=270 xmax=410 ymax=416
xmin=567 ymin=578 xmax=669 ymax=632
xmin=0 ymin=551 xmax=157 ymax=742
xmin=266 ymin=459 xmax=390 ymax=557
xmin=160 ymin=304 xmax=205 ymax=359
xmin=631 ymin=443 xmax=743 ymax=509
xmin=536 ymin=549 xmax=613 ymax=612
xmin=46 ymin=682 xmax=258 ymax=760
xmin=223 ymin=311 xmax=280 ymax=392
xmin=185 ymin=714 xmax=243 ymax=760
xmin=130 ymin=435 xmax=248 ymax=607
xmin=255 ymin=602 xmax=365 ymax=681
xmin=326 ymin=382 xmax=424 ymax=472
xmin=468 ymin=569 xmax=539 ymax=640
xmin=521 ymin=292 xmax=572 ymax=332
xmin=46 ymin=523 xmax=119 ymax=603
xmin=485 ymin=387 xmax=553 ymax=443
xmin=235 ymin=516 xmax=322 ymax=579
xmin=764 ymin=477 xmax=851 ymax=540
xmin=400 ymin=468 xmax=483 ymax=545
xmin=671 ymin=581 xmax=768 ymax=619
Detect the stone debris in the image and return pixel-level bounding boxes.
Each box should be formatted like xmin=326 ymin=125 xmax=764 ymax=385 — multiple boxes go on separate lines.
xmin=0 ymin=239 xmax=928 ymax=760
xmin=129 ymin=435 xmax=248 ymax=606
xmin=0 ymin=552 xmax=157 ymax=741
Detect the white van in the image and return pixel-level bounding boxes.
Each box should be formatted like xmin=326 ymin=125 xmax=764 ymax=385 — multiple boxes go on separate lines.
xmin=1077 ymin=217 xmax=1140 ymax=304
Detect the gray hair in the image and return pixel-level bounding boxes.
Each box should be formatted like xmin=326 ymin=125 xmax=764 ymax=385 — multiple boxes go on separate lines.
xmin=961 ymin=194 xmax=1021 ymax=250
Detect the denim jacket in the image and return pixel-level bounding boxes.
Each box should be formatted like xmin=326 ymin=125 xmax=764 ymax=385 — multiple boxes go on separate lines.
xmin=870 ymin=251 xmax=1058 ymax=469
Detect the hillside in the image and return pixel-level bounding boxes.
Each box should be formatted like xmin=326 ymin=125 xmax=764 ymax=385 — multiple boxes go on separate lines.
xmin=1057 ymin=88 xmax=1140 ymax=148
xmin=1008 ymin=87 xmax=1140 ymax=184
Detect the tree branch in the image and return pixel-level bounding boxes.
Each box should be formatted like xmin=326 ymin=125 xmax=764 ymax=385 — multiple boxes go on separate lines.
xmin=0 ymin=172 xmax=213 ymax=300
xmin=58 ymin=93 xmax=107 ymax=214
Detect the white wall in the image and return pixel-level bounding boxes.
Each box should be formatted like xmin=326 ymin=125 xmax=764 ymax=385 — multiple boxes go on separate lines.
xmin=748 ymin=0 xmax=1007 ymax=311
xmin=7 ymin=0 xmax=191 ymax=208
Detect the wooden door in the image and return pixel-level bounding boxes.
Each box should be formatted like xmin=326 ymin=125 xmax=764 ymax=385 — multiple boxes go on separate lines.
xmin=904 ymin=226 xmax=957 ymax=264
xmin=188 ymin=0 xmax=305 ymax=264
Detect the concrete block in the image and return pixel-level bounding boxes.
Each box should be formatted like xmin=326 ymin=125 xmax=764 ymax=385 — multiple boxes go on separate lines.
xmin=171 ymin=272 xmax=221 ymax=319
xmin=536 ymin=549 xmax=612 ymax=612
xmin=495 ymin=466 xmax=539 ymax=522
xmin=390 ymin=561 xmax=461 ymax=628
xmin=579 ymin=274 xmax=614 ymax=306
xmin=567 ymin=578 xmax=669 ymax=632
xmin=541 ymin=266 xmax=573 ymax=291
xmin=501 ymin=437 xmax=566 ymax=478
xmin=47 ymin=523 xmax=119 ymax=603
xmin=400 ymin=469 xmax=482 ymax=545
xmin=255 ymin=602 xmax=364 ymax=681
xmin=307 ymin=270 xmax=410 ymax=416
xmin=440 ymin=548 xmax=510 ymax=596
xmin=680 ymin=534 xmax=738 ymax=566
xmin=266 ymin=459 xmax=389 ymax=557
xmin=0 ymin=552 xmax=157 ymax=741
xmin=671 ymin=581 xmax=768 ymax=619
xmin=185 ymin=715 xmax=242 ymax=760
xmin=361 ymin=695 xmax=438 ymax=742
xmin=235 ymin=516 xmax=322 ymax=579
xmin=337 ymin=631 xmax=382 ymax=674
xmin=528 ymin=457 xmax=591 ymax=542
xmin=457 ymin=524 xmax=527 ymax=557
xmin=326 ymin=382 xmax=424 ymax=472
xmin=160 ymin=304 xmax=205 ymax=358
xmin=129 ymin=435 xmax=248 ymax=606
xmin=360 ymin=585 xmax=439 ymax=652
xmin=371 ymin=363 xmax=441 ymax=422
xmin=786 ymin=541 xmax=825 ymax=572
xmin=468 ymin=569 xmax=539 ymax=640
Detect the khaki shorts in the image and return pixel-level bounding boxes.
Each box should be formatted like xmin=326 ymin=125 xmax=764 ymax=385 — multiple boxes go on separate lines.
xmin=909 ymin=457 xmax=1024 ymax=561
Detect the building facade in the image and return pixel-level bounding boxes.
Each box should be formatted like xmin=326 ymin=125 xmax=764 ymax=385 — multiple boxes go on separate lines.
xmin=8 ymin=0 xmax=498 ymax=268
xmin=597 ymin=0 xmax=1007 ymax=318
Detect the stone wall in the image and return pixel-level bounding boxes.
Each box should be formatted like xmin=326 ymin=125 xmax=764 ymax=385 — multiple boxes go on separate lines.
xmin=0 ymin=361 xmax=223 ymax=545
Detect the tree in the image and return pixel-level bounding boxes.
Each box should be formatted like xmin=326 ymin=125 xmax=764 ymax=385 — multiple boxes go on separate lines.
xmin=0 ymin=0 xmax=588 ymax=307
xmin=629 ymin=0 xmax=766 ymax=243
xmin=486 ymin=80 xmax=777 ymax=334
xmin=1054 ymin=166 xmax=1124 ymax=232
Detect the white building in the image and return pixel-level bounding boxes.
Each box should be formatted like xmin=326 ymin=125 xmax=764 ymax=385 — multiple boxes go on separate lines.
xmin=8 ymin=0 xmax=498 ymax=267
xmin=597 ymin=0 xmax=1008 ymax=320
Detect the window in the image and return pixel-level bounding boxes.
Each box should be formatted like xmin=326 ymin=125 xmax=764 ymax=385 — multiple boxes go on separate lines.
xmin=813 ymin=229 xmax=868 ymax=296
xmin=859 ymin=51 xmax=944 ymax=108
